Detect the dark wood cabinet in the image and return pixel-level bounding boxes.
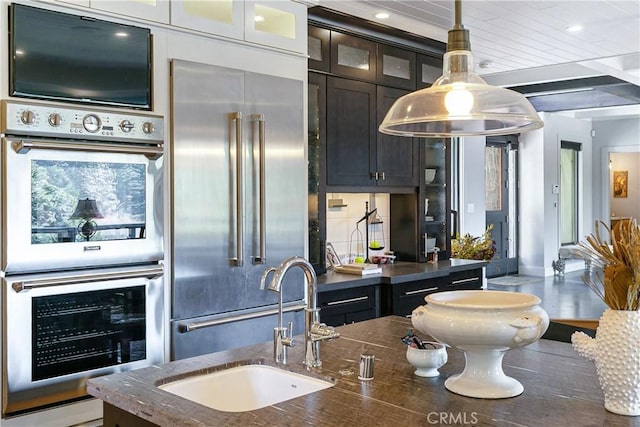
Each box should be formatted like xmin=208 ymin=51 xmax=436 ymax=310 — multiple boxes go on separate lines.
xmin=308 ymin=72 xmax=327 ymax=274
xmin=381 ymin=269 xmax=483 ymax=317
xmin=419 ymin=139 xmax=451 ymax=260
xmin=377 ymin=44 xmax=417 ymax=90
xmin=382 ymin=277 xmax=446 ymax=318
xmin=376 ymin=86 xmax=419 ymax=187
xmin=308 ymin=25 xmax=330 ymax=72
xmin=417 ymin=53 xmax=443 ymax=89
xmin=318 ymin=285 xmax=379 ymax=326
xmin=330 ymin=31 xmax=377 ymax=82
xmin=443 ymin=268 xmax=484 ymax=290
xmin=326 ymin=78 xmax=418 ymax=188
xmin=326 ymin=76 xmax=377 ymax=186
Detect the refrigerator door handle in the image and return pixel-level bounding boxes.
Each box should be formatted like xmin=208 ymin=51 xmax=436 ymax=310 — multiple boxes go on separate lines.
xmin=251 ymin=114 xmax=266 ymax=265
xmin=230 ymin=112 xmax=244 ymax=267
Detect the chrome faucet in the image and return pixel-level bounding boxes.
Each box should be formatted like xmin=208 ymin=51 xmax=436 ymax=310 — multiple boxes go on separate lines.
xmin=261 ymin=256 xmax=339 ymax=367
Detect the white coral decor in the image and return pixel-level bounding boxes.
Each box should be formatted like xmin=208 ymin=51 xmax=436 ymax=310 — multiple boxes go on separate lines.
xmin=572 ymin=309 xmax=640 ymax=416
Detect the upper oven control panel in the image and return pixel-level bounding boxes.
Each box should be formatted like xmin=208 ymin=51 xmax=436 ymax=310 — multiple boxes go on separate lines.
xmin=1 ymin=100 xmax=164 ymax=144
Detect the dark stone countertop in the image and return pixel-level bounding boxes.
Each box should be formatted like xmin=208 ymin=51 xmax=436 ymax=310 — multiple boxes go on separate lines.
xmin=87 ymin=316 xmax=630 ymax=427
xmin=317 ymin=259 xmax=487 ymax=291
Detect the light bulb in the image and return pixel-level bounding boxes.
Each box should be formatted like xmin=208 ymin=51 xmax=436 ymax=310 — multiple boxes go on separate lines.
xmin=444 ymin=85 xmax=474 ymax=116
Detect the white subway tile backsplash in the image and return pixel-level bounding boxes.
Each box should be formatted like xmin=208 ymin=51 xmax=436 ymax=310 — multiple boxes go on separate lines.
xmin=326 ymin=193 xmax=391 ymax=261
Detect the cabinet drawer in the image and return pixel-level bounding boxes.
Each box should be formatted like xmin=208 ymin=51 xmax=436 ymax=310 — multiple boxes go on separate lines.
xmin=445 ymin=268 xmax=483 ymax=290
xmin=394 ymin=278 xmax=445 ymax=317
xmin=318 ymin=286 xmax=377 ymax=317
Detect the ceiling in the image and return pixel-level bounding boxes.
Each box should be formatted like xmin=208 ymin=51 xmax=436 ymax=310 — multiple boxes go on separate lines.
xmin=316 ymin=0 xmax=640 ymax=120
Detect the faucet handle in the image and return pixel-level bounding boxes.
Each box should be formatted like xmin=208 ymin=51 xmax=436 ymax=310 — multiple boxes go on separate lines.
xmin=283 ymin=321 xmax=295 ymax=347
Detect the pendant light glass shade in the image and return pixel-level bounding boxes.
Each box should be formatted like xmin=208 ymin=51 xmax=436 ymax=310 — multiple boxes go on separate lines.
xmin=379 ymin=1 xmax=543 ymax=137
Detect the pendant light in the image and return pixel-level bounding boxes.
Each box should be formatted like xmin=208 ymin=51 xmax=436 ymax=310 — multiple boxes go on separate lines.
xmin=379 ymin=0 xmax=543 ymax=137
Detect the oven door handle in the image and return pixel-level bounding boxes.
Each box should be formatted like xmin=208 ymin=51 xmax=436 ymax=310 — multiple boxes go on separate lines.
xmin=11 ymin=266 xmax=164 ymax=293
xmin=11 ymin=139 xmax=163 ymax=160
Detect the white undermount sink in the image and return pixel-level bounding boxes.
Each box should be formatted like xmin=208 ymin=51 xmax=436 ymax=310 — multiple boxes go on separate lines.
xmin=158 ymin=364 xmax=334 ymax=412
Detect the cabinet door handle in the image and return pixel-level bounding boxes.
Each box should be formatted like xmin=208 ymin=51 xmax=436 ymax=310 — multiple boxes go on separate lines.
xmin=404 ymin=286 xmax=438 ymax=296
xmin=326 ymin=295 xmax=369 ymax=306
xmin=229 ymin=112 xmax=244 ymax=267
xmin=380 ymin=171 xmax=385 ymax=181
xmin=251 ymin=114 xmax=266 ymax=265
xmin=451 ymin=277 xmax=479 ymax=285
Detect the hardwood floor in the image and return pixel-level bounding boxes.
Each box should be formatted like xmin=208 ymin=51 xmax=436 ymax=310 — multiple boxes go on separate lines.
xmin=486 ymin=269 xmax=608 ymax=320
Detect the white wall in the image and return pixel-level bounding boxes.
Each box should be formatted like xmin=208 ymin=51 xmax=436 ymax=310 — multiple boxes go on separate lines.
xmin=609 ymin=152 xmax=640 ymax=220
xmin=519 ymin=112 xmax=593 ymax=276
xmin=458 ymin=136 xmax=487 ymax=237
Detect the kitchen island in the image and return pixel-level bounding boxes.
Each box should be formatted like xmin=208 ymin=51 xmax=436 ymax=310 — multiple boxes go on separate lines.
xmin=88 ymin=316 xmax=631 ymax=426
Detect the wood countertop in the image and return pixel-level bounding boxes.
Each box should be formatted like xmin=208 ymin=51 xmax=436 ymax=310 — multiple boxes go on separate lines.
xmin=87 ymin=316 xmax=632 ymax=427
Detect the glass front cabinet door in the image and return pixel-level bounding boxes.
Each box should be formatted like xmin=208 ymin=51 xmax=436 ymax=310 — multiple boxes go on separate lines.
xmin=421 ymin=139 xmax=451 ymax=259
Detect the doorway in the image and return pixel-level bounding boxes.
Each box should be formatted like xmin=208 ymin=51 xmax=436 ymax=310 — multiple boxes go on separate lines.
xmin=485 ymin=136 xmax=519 ymax=278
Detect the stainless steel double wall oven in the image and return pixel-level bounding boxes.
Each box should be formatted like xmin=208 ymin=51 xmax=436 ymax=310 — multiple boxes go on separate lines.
xmin=0 ymin=100 xmax=165 ymax=416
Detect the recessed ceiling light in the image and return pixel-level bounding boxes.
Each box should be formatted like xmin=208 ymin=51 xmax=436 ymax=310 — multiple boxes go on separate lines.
xmin=255 ymin=15 xmax=265 ymax=22
xmin=375 ymin=12 xmax=390 ymax=19
xmin=565 ymin=25 xmax=583 ymax=32
xmin=479 ymin=60 xmax=492 ymax=69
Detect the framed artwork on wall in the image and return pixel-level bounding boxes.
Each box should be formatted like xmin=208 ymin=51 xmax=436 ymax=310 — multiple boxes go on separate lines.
xmin=613 ymin=170 xmax=628 ymax=198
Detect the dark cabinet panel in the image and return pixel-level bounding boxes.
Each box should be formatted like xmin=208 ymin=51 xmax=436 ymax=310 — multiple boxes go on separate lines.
xmin=308 ymin=72 xmax=327 ymax=274
xmin=382 ymin=277 xmax=445 ymax=318
xmin=376 ymin=86 xmax=419 ymax=187
xmin=326 ymin=79 xmax=419 ymax=188
xmin=318 ymin=285 xmax=379 ymax=326
xmin=420 ymin=139 xmax=451 ymax=260
xmin=326 ymin=76 xmax=377 ymax=186
xmin=377 ymin=44 xmax=416 ymax=90
xmin=417 ymin=54 xmax=443 ymax=89
xmin=381 ymin=268 xmax=483 ymax=318
xmin=330 ymin=32 xmax=377 ymax=82
xmin=443 ymin=268 xmax=484 ymax=290
xmin=308 ymin=25 xmax=330 ymax=72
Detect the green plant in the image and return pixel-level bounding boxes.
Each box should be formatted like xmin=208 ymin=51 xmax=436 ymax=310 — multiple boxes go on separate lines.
xmin=451 ymin=224 xmax=497 ymax=261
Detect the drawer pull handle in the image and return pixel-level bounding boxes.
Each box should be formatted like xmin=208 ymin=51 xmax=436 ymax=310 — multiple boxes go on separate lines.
xmin=451 ymin=277 xmax=479 ymax=285
xmin=327 ymin=296 xmax=369 ymax=306
xmin=404 ymin=287 xmax=438 ymax=295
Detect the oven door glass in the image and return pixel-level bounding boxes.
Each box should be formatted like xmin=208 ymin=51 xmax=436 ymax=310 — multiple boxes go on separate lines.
xmin=2 ymin=138 xmax=163 ymax=273
xmin=32 ymin=159 xmax=147 ymax=244
xmin=33 ymin=285 xmax=147 ymax=381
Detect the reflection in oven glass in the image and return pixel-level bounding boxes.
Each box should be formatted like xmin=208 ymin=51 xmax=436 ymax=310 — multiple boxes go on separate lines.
xmin=31 ymin=159 xmax=147 ymax=243
xmin=32 ymin=286 xmax=146 ymax=381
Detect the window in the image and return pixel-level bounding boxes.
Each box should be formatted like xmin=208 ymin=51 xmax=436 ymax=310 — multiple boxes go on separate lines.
xmin=560 ymin=141 xmax=581 ymax=245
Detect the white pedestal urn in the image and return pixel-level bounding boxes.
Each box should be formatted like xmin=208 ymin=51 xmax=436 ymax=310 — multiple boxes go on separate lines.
xmin=572 ymin=309 xmax=640 ymax=416
xmin=412 ymin=290 xmax=549 ymax=399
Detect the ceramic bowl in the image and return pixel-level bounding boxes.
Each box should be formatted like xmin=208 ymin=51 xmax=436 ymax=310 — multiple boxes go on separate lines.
xmin=406 ymin=342 xmax=447 ymax=377
xmin=412 ymin=290 xmax=549 ymax=398
xmin=425 ymin=168 xmax=436 ymax=184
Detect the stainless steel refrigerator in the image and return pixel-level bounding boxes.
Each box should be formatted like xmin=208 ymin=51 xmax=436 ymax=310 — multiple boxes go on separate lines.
xmin=170 ymin=59 xmax=306 ymax=360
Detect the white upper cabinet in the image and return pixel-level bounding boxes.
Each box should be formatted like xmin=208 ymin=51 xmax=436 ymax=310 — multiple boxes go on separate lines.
xmin=171 ymin=0 xmax=306 ymax=53
xmin=244 ymin=1 xmax=306 ymax=53
xmin=170 ymin=0 xmax=244 ymax=40
xmin=90 ymin=0 xmax=170 ymax=24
